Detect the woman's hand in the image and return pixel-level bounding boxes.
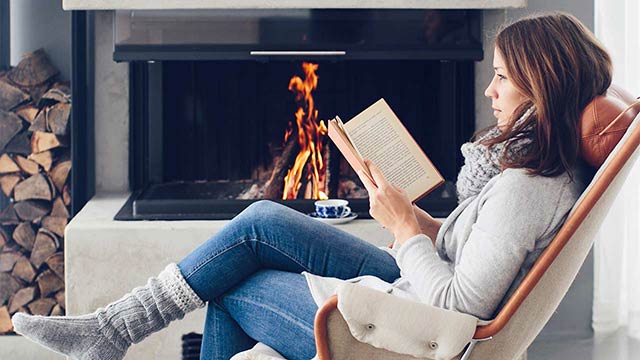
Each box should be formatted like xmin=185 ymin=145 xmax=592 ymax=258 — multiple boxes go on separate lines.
xmin=412 ymin=204 xmax=441 ymax=246
xmin=357 ymin=159 xmax=422 ymax=245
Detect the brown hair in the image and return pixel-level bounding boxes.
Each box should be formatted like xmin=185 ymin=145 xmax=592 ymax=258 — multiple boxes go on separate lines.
xmin=478 ymin=12 xmax=612 ymax=177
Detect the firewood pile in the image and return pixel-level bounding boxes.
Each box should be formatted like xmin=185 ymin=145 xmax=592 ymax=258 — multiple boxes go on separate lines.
xmin=0 ymin=49 xmax=71 ymax=334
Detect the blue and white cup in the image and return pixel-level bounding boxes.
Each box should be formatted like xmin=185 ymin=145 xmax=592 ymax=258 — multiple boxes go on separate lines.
xmin=314 ymin=199 xmax=351 ymax=218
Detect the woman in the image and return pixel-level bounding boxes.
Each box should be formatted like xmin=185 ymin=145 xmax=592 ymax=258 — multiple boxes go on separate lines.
xmin=12 ymin=12 xmax=610 ymax=360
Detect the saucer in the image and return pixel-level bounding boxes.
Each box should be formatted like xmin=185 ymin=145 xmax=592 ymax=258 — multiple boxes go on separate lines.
xmin=308 ymin=212 xmax=358 ymax=225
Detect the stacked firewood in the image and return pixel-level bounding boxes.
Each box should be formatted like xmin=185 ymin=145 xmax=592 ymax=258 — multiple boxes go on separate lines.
xmin=0 ymin=49 xmax=71 ymax=334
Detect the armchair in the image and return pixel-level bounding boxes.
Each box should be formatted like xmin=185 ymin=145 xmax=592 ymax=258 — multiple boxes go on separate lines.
xmin=231 ymin=91 xmax=640 ymax=360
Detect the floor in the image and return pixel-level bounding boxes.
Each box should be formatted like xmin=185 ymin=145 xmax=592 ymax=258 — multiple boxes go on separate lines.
xmin=528 ymin=328 xmax=640 ymax=360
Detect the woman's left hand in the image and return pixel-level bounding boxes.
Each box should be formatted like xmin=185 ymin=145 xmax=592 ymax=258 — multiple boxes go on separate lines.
xmin=357 ymin=159 xmax=422 ymax=245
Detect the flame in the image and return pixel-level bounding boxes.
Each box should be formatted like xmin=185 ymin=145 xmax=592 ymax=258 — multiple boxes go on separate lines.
xmin=282 ymin=63 xmax=329 ymax=200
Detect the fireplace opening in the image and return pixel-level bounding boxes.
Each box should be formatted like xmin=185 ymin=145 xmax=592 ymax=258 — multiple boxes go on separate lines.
xmin=115 ymin=58 xmax=474 ymax=220
xmin=113 ymin=9 xmax=480 ymax=220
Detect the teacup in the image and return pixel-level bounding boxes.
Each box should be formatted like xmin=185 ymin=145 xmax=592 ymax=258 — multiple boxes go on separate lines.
xmin=314 ymin=199 xmax=351 ymax=218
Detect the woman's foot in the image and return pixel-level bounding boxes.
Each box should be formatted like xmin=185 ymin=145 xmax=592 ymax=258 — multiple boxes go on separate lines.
xmin=12 ymin=312 xmax=127 ymax=360
xmin=11 ymin=263 xmax=204 ymax=360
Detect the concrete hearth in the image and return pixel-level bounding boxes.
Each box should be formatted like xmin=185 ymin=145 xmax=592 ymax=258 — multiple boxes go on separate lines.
xmin=65 ymin=192 xmax=397 ymax=360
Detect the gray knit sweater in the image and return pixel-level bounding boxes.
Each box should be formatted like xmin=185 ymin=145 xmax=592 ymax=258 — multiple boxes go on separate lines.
xmin=303 ymin=165 xmax=589 ymax=320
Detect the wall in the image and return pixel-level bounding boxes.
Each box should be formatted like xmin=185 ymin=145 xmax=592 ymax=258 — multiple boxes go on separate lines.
xmin=10 ymin=0 xmax=71 ymax=81
xmin=475 ymin=0 xmax=595 ymax=340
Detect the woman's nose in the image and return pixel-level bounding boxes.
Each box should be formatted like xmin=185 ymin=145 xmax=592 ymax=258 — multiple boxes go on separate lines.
xmin=484 ymin=76 xmax=498 ymax=98
xmin=484 ymin=82 xmax=496 ymax=99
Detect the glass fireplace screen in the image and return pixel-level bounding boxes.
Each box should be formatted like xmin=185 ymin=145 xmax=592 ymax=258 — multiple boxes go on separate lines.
xmin=116 ymin=59 xmax=475 ymax=220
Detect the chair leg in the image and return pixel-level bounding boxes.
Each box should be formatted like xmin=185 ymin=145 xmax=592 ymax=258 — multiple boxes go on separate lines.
xmin=460 ymin=341 xmax=477 ymax=360
xmin=460 ymin=337 xmax=494 ymax=360
xmin=516 ymin=349 xmax=527 ymax=360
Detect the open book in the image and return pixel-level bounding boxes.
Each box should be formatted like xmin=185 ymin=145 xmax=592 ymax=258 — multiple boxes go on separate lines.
xmin=327 ymin=98 xmax=444 ymax=203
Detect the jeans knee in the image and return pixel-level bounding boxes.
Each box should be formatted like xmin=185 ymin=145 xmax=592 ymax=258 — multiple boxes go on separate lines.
xmin=246 ymin=199 xmax=276 ymax=211
xmin=238 ymin=200 xmax=287 ymax=225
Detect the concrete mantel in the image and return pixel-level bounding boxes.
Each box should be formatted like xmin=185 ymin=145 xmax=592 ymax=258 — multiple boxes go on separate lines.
xmin=63 ymin=0 xmax=526 ymax=10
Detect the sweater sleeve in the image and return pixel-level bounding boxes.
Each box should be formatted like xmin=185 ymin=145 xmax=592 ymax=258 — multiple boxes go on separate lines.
xmin=395 ymin=172 xmax=568 ymax=320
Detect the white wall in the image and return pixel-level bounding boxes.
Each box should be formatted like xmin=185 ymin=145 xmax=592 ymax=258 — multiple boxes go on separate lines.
xmin=10 ymin=0 xmax=71 ymax=81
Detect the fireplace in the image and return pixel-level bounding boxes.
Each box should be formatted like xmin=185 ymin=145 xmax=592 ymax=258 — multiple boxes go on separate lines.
xmin=113 ymin=9 xmax=482 ymax=220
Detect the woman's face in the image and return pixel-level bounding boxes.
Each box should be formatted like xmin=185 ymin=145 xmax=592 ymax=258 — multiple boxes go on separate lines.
xmin=484 ymin=47 xmax=528 ymax=130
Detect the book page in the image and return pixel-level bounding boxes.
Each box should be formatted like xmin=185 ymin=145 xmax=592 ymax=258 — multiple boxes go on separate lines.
xmin=343 ymin=98 xmax=443 ymax=201
xmin=328 ymin=118 xmax=373 ymax=181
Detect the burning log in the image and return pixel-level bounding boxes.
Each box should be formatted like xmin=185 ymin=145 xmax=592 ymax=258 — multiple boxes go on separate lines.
xmin=262 ymin=136 xmax=299 ymax=199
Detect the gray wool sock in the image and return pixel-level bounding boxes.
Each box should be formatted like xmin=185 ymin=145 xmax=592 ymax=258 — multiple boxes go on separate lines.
xmin=11 ymin=263 xmax=205 ymax=360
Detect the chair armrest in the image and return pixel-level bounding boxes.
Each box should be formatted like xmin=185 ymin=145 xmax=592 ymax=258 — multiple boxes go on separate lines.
xmin=315 ymin=283 xmax=478 ymax=360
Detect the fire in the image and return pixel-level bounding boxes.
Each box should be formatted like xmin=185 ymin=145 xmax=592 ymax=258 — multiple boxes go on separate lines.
xmin=282 ymin=62 xmax=329 ymax=200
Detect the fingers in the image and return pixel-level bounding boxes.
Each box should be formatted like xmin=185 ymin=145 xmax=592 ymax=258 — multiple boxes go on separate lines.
xmin=357 ymin=168 xmax=377 ymax=194
xmin=364 ymin=159 xmax=387 ymax=188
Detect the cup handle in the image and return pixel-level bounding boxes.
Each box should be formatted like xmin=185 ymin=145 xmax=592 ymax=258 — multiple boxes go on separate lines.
xmin=342 ymin=206 xmax=351 ymax=217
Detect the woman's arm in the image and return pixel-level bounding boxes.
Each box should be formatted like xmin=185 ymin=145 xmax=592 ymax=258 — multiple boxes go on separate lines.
xmin=395 ymin=172 xmax=574 ymax=319
xmin=412 ymin=204 xmax=442 ymax=245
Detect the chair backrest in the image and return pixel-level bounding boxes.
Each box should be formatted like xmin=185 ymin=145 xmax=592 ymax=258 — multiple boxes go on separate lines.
xmin=469 ymin=113 xmax=640 ymax=360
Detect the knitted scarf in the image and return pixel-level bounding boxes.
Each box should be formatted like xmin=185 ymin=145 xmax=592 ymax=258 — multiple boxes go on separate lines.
xmin=455 ymin=107 xmax=536 ymax=203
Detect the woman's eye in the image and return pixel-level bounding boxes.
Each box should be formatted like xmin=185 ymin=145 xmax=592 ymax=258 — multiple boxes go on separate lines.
xmin=497 ymin=74 xmax=507 ymax=81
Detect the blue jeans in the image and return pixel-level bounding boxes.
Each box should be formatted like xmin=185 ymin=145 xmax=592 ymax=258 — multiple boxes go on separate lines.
xmin=177 ymin=200 xmax=401 ymax=360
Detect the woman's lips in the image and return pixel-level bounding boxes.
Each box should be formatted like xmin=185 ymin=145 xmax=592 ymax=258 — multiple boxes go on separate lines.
xmin=493 ymin=109 xmax=501 ymax=117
